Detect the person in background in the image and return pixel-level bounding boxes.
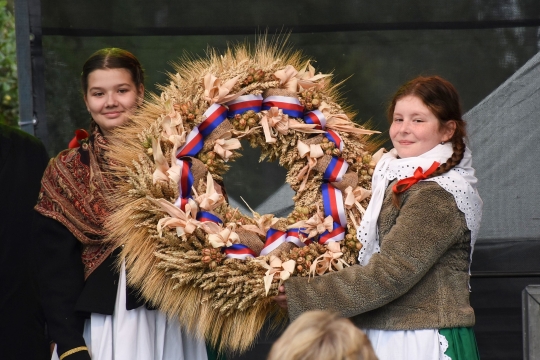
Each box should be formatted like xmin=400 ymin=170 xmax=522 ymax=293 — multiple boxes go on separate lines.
xmin=267 ymin=310 xmax=378 ymax=360
xmin=274 ymin=76 xmax=483 ymax=360
xmin=34 ymin=48 xmax=208 ymax=360
xmin=0 ymin=123 xmax=50 ymax=360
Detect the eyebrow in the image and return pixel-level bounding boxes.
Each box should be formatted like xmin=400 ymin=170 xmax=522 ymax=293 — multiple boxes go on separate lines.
xmin=88 ymin=83 xmax=133 ymax=92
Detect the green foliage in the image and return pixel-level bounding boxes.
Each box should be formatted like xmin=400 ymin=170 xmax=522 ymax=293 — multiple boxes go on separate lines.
xmin=0 ymin=0 xmax=18 ymax=127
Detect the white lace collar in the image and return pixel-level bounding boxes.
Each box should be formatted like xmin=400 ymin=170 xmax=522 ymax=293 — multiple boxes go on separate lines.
xmin=357 ymin=143 xmax=483 ymax=266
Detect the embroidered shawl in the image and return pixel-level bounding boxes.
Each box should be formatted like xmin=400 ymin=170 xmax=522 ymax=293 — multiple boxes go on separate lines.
xmin=35 ymin=130 xmax=116 ymax=278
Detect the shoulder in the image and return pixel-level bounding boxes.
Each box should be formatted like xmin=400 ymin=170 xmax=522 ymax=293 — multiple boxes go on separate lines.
xmin=0 ymin=123 xmax=47 ymax=152
xmin=398 ymin=180 xmax=465 ymax=226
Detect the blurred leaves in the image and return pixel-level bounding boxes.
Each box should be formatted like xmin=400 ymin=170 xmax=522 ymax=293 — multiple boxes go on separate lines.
xmin=0 ymin=0 xmax=18 ymax=127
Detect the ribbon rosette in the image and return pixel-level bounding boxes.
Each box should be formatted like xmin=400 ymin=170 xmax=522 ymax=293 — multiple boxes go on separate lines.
xmin=203 ymin=73 xmax=247 ymax=104
xmin=296 ymin=140 xmax=325 ymax=191
xmin=213 ymin=131 xmax=241 ymax=162
xmin=147 ymin=197 xmax=201 ymax=239
xmin=194 ymin=172 xmax=225 ymax=211
xmin=273 ymin=65 xmax=299 ymax=93
xmin=287 ymin=206 xmax=334 ymax=240
xmin=205 ymin=223 xmax=240 ymax=248
xmin=260 ymin=107 xmax=323 ymax=143
xmin=310 ymin=241 xmax=349 ymax=277
xmin=255 ymin=255 xmax=296 ymax=296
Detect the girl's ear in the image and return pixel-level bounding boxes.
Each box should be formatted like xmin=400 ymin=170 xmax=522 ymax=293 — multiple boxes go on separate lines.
xmin=442 ymin=120 xmax=457 ymax=142
xmin=137 ymin=84 xmax=145 ymax=105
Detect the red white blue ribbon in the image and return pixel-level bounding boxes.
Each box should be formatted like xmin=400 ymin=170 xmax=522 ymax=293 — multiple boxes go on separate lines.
xmin=304 ymin=111 xmax=344 ymax=151
xmin=260 ymin=228 xmax=287 ymax=256
xmin=176 ymin=127 xmax=204 ymax=158
xmin=223 ymin=244 xmax=257 ymax=260
xmin=319 ymin=222 xmax=346 ymax=244
xmin=196 ymin=211 xmax=223 ymax=224
xmin=226 ymin=94 xmax=263 ymax=117
xmin=304 ymin=110 xmax=326 ymax=130
xmin=325 ymin=129 xmax=344 ymax=151
xmin=323 ymin=157 xmax=349 ymax=183
xmin=322 ymin=183 xmax=347 ymax=228
xmin=286 ymin=228 xmax=310 ymax=247
xmin=198 ymin=103 xmax=228 ymax=137
xmin=262 ymin=96 xmax=304 ymax=118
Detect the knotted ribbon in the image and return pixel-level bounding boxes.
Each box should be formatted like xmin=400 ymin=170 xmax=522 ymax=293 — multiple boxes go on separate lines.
xmin=213 ymin=131 xmax=241 ymax=162
xmin=254 ymin=255 xmax=296 ymax=296
xmin=296 ymin=140 xmax=325 ymax=191
xmin=203 ymin=73 xmax=247 ymax=104
xmin=287 ymin=206 xmax=334 ymax=240
xmin=260 ymin=107 xmax=323 ymax=143
xmin=392 ymin=161 xmax=440 ymax=194
xmin=147 ymin=197 xmax=200 ymax=239
xmin=309 ymin=241 xmax=348 ymax=278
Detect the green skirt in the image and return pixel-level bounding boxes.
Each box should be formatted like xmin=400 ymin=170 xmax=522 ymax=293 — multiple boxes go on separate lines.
xmin=439 ymin=327 xmax=480 ymax=360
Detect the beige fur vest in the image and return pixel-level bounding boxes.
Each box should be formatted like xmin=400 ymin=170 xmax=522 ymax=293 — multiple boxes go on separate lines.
xmin=286 ymin=181 xmax=475 ymax=330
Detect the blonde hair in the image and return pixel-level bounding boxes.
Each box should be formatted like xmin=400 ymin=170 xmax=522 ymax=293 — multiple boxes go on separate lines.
xmin=267 ymin=311 xmax=378 ymax=360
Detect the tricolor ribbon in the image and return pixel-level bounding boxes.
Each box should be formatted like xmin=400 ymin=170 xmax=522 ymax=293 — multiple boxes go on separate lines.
xmin=196 ymin=211 xmax=223 ymax=224
xmin=176 ymin=127 xmax=204 ymax=158
xmin=321 ymin=183 xmax=347 ymax=228
xmin=392 ymin=161 xmax=440 ymax=194
xmin=262 ymin=95 xmax=304 ymax=119
xmin=226 ymin=94 xmax=263 ymax=117
xmin=285 ymin=228 xmax=310 ymax=247
xmin=198 ymin=103 xmax=228 ymax=137
xmin=323 ymin=157 xmax=349 ymax=183
xmin=319 ymin=222 xmax=346 ymax=244
xmin=223 ymin=244 xmax=257 ymax=260
xmin=304 ymin=111 xmax=344 ymax=151
xmin=260 ymin=228 xmax=287 ymax=256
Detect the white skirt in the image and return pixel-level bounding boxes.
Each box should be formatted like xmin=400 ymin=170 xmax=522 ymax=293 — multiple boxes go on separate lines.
xmin=363 ymin=329 xmax=450 ymax=360
xmin=52 ymin=261 xmax=207 ymax=360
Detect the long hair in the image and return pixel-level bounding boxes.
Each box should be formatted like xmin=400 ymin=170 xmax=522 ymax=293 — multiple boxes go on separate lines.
xmin=267 ymin=311 xmax=378 ymax=360
xmin=387 ymin=76 xmax=467 ymax=207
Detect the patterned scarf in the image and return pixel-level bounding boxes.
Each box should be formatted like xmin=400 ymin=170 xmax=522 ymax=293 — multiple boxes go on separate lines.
xmin=35 ymin=129 xmax=116 ymax=278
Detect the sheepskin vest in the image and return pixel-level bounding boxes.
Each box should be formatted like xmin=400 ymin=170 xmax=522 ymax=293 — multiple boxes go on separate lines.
xmin=286 ymin=181 xmax=475 ymax=330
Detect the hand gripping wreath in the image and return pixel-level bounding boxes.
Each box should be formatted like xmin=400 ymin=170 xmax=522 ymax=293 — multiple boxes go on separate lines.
xmin=106 ymin=39 xmax=384 ymax=354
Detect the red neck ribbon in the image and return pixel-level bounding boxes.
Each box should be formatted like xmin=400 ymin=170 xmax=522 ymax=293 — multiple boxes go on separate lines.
xmin=68 ymin=129 xmax=90 ymax=149
xmin=392 ymin=161 xmax=440 ymax=194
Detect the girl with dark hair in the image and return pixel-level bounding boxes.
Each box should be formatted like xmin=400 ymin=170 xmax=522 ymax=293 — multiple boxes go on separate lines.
xmin=35 ymin=48 xmax=208 ymax=360
xmin=274 ymin=76 xmax=483 ymax=360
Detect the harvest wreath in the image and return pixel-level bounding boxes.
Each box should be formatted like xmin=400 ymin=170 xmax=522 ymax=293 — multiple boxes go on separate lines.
xmin=106 ymin=39 xmax=383 ymax=353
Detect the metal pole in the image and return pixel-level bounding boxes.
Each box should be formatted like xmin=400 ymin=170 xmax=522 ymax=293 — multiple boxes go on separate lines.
xmin=14 ymin=0 xmax=35 ymax=135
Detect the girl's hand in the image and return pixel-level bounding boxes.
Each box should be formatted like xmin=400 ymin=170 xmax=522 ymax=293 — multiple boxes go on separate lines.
xmin=273 ymin=285 xmax=288 ymax=310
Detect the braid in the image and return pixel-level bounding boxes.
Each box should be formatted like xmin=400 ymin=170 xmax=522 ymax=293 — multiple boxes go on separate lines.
xmin=427 ymin=137 xmax=465 ymax=179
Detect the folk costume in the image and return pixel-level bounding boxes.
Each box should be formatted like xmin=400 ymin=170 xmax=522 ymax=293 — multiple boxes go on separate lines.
xmin=0 ymin=124 xmax=50 ymax=360
xmin=285 ymin=143 xmax=482 ymax=360
xmin=35 ymin=129 xmax=207 ymax=360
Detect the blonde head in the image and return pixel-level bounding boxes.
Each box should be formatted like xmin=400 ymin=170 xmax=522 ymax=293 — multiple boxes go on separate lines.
xmin=267 ymin=311 xmax=378 ymax=360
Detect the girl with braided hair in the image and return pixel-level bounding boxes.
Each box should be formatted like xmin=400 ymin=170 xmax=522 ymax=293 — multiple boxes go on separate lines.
xmin=274 ymin=76 xmax=483 ymax=360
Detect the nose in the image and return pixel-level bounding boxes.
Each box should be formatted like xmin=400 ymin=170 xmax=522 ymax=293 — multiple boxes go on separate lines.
xmin=105 ymin=93 xmax=118 ymax=107
xmin=399 ymin=119 xmax=411 ymax=134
